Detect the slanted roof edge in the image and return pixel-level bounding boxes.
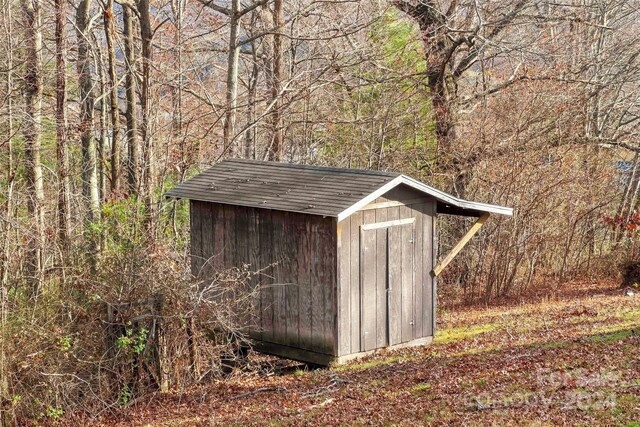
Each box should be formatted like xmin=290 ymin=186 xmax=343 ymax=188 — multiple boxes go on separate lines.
xmin=335 ymin=175 xmax=513 ymax=221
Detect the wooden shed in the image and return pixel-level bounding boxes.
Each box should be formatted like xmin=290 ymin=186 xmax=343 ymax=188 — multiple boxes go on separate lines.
xmin=167 ymin=159 xmax=512 ymax=365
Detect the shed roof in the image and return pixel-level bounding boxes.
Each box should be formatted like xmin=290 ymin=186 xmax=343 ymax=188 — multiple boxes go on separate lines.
xmin=166 ymin=159 xmax=513 ymax=219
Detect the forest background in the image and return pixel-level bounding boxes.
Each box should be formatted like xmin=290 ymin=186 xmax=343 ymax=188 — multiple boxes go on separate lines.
xmin=1 ymin=0 xmax=640 ymax=423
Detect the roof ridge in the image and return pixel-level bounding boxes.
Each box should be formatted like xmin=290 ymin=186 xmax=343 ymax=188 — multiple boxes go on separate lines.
xmin=221 ymin=158 xmax=400 ymax=177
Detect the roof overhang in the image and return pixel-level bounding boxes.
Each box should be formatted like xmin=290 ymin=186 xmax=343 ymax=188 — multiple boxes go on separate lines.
xmin=336 ymin=175 xmax=513 ymax=222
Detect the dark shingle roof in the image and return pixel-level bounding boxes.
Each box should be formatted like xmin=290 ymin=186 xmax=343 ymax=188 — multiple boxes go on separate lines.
xmin=166 ymin=159 xmax=513 ymax=218
xmin=166 ymin=159 xmax=400 ymax=217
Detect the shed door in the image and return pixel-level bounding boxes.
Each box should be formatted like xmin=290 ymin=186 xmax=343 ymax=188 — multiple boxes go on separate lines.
xmin=360 ymin=220 xmax=415 ymax=351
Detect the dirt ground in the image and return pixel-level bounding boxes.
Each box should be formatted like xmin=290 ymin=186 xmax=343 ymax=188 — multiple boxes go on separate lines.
xmin=67 ymin=279 xmax=640 ymax=426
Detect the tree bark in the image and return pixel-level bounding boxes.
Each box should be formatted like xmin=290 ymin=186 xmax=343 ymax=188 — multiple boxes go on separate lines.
xmin=244 ymin=45 xmax=259 ymax=159
xmin=55 ymin=0 xmax=71 ymax=251
xmin=22 ymin=0 xmax=45 ymax=296
xmin=1 ymin=3 xmax=14 ymax=424
xmin=98 ymin=43 xmax=109 ymax=202
xmin=76 ymin=0 xmax=100 ymax=270
xmin=138 ymin=0 xmax=157 ymax=233
xmin=123 ymin=6 xmax=140 ymax=195
xmin=223 ymin=0 xmax=240 ymax=155
xmin=104 ymin=0 xmax=121 ymax=192
xmin=267 ymin=0 xmax=284 ymax=161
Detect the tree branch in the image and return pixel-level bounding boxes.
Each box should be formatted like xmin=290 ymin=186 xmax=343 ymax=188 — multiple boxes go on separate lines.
xmin=198 ymin=0 xmax=231 ymax=16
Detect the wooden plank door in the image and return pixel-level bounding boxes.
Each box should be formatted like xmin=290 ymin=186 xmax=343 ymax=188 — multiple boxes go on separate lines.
xmin=388 ymin=223 xmax=415 ymax=346
xmin=360 ymin=227 xmax=385 ymax=352
xmin=360 ymin=221 xmax=415 ymax=351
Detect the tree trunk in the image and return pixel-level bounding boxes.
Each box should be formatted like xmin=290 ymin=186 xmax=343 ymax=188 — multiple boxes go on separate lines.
xmin=22 ymin=0 xmax=45 ymax=296
xmin=55 ymin=0 xmax=71 ymax=251
xmin=104 ymin=0 xmax=121 ymax=192
xmin=170 ymin=0 xmax=186 ymax=235
xmin=76 ymin=0 xmax=100 ymax=270
xmin=98 ymin=43 xmax=109 ymax=202
xmin=1 ymin=3 xmax=14 ymax=424
xmin=267 ymin=0 xmax=284 ymax=161
xmin=138 ymin=0 xmax=156 ymax=234
xmin=123 ymin=6 xmax=140 ymax=195
xmin=244 ymin=50 xmax=259 ymax=159
xmin=223 ymin=0 xmax=240 ymax=156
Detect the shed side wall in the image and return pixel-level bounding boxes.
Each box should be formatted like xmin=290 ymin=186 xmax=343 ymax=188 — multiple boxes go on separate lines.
xmin=190 ymin=201 xmax=337 ymax=356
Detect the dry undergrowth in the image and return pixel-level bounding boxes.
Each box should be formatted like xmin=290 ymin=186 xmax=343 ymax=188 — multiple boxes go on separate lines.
xmin=60 ymin=280 xmax=640 ymax=426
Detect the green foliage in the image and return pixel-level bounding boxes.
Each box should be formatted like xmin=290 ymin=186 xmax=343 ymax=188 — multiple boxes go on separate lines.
xmin=37 ymin=405 xmax=64 ymax=422
xmin=322 ymin=10 xmax=436 ymax=170
xmin=118 ymin=384 xmax=132 ymax=406
xmin=369 ymin=10 xmax=426 ymax=73
xmin=92 ymin=196 xmax=147 ymax=255
xmin=58 ymin=336 xmax=72 ymax=352
xmin=116 ymin=326 xmax=148 ymax=355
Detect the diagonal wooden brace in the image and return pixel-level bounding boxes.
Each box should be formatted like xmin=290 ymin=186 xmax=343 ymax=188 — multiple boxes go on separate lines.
xmin=432 ymin=212 xmax=490 ymax=277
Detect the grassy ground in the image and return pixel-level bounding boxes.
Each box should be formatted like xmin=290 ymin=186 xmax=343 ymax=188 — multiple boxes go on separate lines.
xmin=93 ymin=280 xmax=640 ymax=426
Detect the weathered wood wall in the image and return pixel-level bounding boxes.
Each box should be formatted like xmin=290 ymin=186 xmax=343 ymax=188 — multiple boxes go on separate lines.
xmin=337 ymin=185 xmax=436 ymax=357
xmin=190 ymin=201 xmax=337 ymax=357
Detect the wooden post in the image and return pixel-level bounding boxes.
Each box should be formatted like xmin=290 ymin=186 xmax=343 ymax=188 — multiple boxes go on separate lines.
xmin=432 ymin=212 xmax=490 ymax=277
xmin=186 ymin=317 xmax=200 ymax=380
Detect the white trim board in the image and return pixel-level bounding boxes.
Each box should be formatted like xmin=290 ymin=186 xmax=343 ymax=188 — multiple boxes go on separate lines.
xmin=336 ymin=175 xmax=513 ymax=222
xmin=361 ymin=217 xmax=415 ymax=231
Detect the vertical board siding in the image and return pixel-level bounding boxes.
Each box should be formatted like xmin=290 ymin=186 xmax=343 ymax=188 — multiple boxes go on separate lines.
xmin=387 ymin=206 xmax=401 ymax=345
xmin=401 ymin=222 xmax=415 ymax=344
xmin=284 ymin=214 xmax=300 ymax=348
xmin=422 ymin=202 xmax=434 ymax=336
xmin=335 ymin=190 xmax=437 ymax=357
xmin=348 ymin=211 xmax=363 ymax=354
xmin=258 ymin=209 xmax=274 ymax=342
xmin=271 ymin=211 xmax=287 ymax=345
xmin=247 ymin=208 xmax=260 ymax=338
xmin=374 ymin=208 xmax=388 ymax=349
xmin=190 ymin=184 xmax=436 ymax=361
xmin=431 ymin=203 xmax=437 ymax=336
xmin=212 ymin=204 xmax=225 ymax=271
xmin=235 ymin=206 xmax=250 ymax=266
xmin=309 ymin=219 xmax=332 ymax=353
xmin=200 ymin=203 xmax=214 ymax=277
xmin=323 ymin=223 xmax=337 ymax=354
xmin=387 ymin=224 xmax=402 ymax=346
xmin=399 ymin=205 xmax=414 ymax=343
xmin=190 ymin=201 xmax=203 ymax=278
xmin=360 ymin=226 xmax=377 ymax=351
xmin=298 ymin=218 xmax=313 ymax=350
xmin=222 ymin=204 xmax=235 ymax=268
xmin=337 ymin=220 xmax=351 ymax=355
xmin=413 ymin=204 xmax=424 ymax=339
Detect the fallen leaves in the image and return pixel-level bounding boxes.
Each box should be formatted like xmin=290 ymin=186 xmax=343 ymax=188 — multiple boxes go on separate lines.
xmin=57 ymin=279 xmax=640 ymax=427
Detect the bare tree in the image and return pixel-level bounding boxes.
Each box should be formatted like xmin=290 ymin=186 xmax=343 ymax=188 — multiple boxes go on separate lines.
xmin=138 ymin=0 xmax=157 ymax=231
xmin=0 ymin=3 xmax=14 ymax=424
xmin=76 ymin=0 xmax=100 ymax=268
xmin=392 ymin=0 xmax=532 ymax=194
xmin=22 ymin=0 xmax=45 ymax=295
xmin=266 ymin=0 xmax=284 ymax=160
xmin=123 ymin=5 xmax=140 ymax=194
xmin=55 ymin=0 xmax=71 ymax=249
xmin=103 ymin=0 xmax=121 ymax=192
xmin=200 ymin=0 xmax=269 ymax=155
